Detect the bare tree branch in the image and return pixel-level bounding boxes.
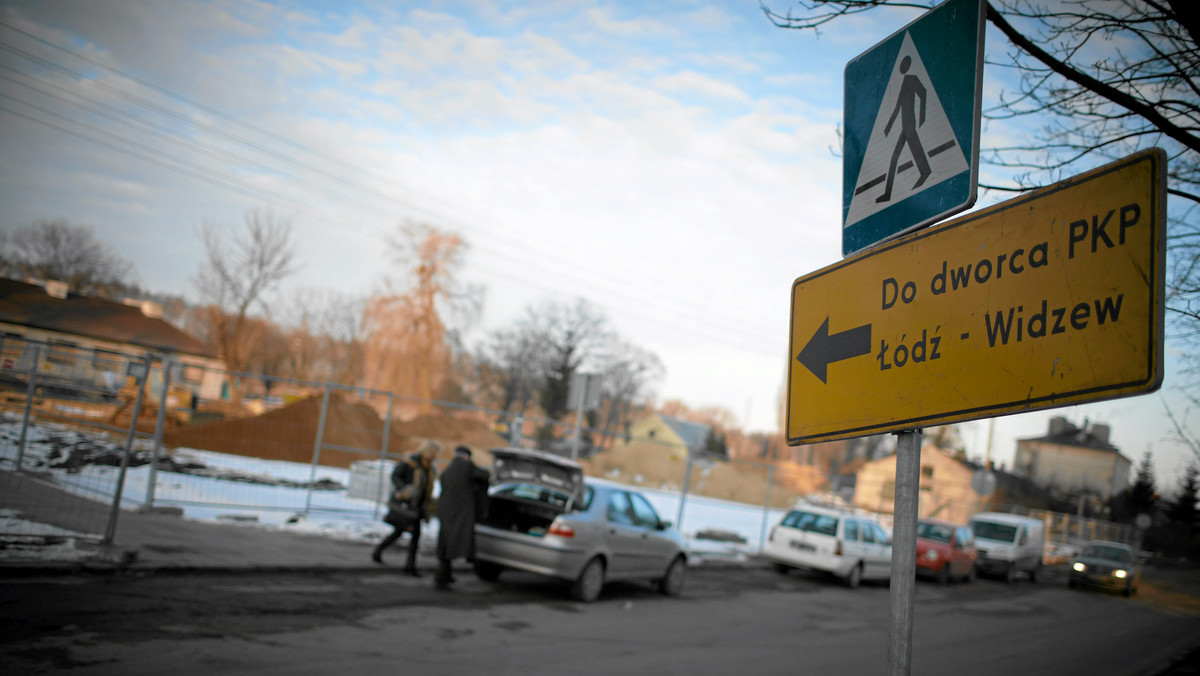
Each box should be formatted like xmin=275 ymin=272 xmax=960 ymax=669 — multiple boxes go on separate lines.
xmin=192 ymin=208 xmax=298 ymax=401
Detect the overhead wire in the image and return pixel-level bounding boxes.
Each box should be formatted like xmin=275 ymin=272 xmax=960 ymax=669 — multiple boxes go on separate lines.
xmin=0 ymin=19 xmax=791 ymax=343
xmin=0 ymin=21 xmax=789 ymax=357
xmin=0 ymin=21 xmax=787 ymax=346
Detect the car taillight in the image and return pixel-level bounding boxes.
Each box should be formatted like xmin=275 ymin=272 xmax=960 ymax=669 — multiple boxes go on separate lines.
xmin=548 ymin=520 xmax=575 ymax=538
xmin=835 ymin=540 xmax=842 ymax=556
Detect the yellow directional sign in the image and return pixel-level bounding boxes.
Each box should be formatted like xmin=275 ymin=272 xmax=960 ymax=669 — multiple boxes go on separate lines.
xmin=788 ymin=149 xmax=1166 ymax=445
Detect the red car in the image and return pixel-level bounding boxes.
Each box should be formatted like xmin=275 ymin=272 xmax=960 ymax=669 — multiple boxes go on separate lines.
xmin=915 ymin=518 xmax=977 ymax=584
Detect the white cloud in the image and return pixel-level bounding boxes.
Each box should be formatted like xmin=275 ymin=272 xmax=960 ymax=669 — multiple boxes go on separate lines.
xmin=584 ymin=7 xmax=674 ymax=39
xmin=653 ymin=70 xmax=750 ymax=103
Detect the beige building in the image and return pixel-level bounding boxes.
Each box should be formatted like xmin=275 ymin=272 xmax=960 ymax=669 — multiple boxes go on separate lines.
xmin=1013 ymin=417 xmax=1130 ymax=500
xmin=0 ymin=278 xmax=225 ymax=401
xmin=851 ymin=444 xmax=995 ymax=525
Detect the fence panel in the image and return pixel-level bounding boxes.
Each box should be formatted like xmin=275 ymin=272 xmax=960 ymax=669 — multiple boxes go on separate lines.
xmin=0 ymin=338 xmax=150 ymax=548
xmin=0 ymin=337 xmax=881 ymax=559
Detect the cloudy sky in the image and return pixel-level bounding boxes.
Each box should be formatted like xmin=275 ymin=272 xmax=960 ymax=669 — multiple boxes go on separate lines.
xmin=0 ymin=0 xmax=1195 ymax=488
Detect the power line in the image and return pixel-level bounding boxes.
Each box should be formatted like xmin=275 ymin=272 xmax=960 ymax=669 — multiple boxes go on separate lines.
xmin=0 ymin=21 xmax=786 ymax=340
xmin=0 ymin=22 xmax=787 ymax=356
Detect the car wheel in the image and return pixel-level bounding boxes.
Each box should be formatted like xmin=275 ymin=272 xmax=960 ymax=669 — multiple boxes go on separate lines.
xmin=1029 ymin=563 xmax=1041 ymax=583
xmin=1005 ymin=564 xmax=1017 ymax=584
xmin=963 ymin=565 xmax=976 ymax=584
xmin=773 ymin=562 xmax=791 ymax=575
xmin=571 ymin=557 xmax=605 ymax=603
xmin=1068 ymin=577 xmax=1078 ymax=589
xmin=936 ymin=564 xmax=950 ymax=586
xmin=473 ymin=560 xmax=502 ymax=582
xmin=658 ymin=556 xmax=686 ymax=597
xmin=844 ymin=563 xmax=863 ymax=589
xmin=1122 ymin=584 xmax=1132 ymax=597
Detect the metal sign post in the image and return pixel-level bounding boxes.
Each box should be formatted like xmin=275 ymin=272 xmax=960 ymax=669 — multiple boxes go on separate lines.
xmin=887 ymin=428 xmax=923 ymax=675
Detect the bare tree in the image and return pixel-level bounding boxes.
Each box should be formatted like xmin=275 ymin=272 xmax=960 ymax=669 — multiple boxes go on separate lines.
xmin=362 ymin=222 xmax=479 ymax=410
xmin=3 ymin=219 xmax=133 ymax=296
xmin=926 ymin=425 xmax=966 ymax=453
xmin=276 ymin=288 xmax=366 ymax=384
xmin=525 ymin=297 xmax=614 ymax=423
xmin=761 ymin=0 xmax=1199 ymax=326
xmin=192 ymin=209 xmax=298 ymax=402
xmin=595 ymin=340 xmax=665 ymax=449
xmin=474 ymin=324 xmax=546 ymax=415
xmin=1163 ymin=390 xmax=1200 ymax=464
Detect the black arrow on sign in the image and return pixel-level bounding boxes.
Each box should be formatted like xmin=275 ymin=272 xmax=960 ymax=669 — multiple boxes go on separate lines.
xmin=797 ymin=317 xmax=872 ymax=384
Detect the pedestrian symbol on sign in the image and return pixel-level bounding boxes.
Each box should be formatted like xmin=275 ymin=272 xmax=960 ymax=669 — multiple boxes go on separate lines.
xmin=844 ymin=32 xmax=969 ymax=230
xmin=877 ymin=56 xmax=931 ymax=203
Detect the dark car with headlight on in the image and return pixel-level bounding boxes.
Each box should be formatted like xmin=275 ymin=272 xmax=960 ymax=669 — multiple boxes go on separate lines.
xmin=1068 ymin=540 xmax=1141 ymax=596
xmin=472 ymin=447 xmax=687 ymax=603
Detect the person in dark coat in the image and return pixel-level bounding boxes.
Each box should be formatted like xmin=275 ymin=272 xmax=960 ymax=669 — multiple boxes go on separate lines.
xmin=372 ymin=440 xmax=439 ymax=576
xmin=434 ymin=445 xmax=490 ymax=590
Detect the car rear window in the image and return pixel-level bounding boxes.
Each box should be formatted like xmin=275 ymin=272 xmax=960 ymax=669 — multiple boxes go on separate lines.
xmin=917 ymin=522 xmax=953 ymax=543
xmin=844 ymin=520 xmax=860 ymax=541
xmin=972 ymin=521 xmax=1017 ymax=542
xmin=781 ymin=510 xmax=838 ymax=536
xmin=492 ymin=483 xmax=572 ymax=509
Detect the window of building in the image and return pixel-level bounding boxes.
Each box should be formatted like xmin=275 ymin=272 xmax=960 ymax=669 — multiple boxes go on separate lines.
xmin=181 ymin=365 xmax=205 ymax=385
xmin=0 ymin=333 xmax=24 ymax=368
xmin=46 ymin=340 xmax=77 ymax=366
xmin=91 ymin=349 xmax=123 ymax=373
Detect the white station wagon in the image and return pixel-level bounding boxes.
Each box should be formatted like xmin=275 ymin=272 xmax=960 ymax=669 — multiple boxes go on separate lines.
xmin=763 ymin=503 xmax=893 ymax=588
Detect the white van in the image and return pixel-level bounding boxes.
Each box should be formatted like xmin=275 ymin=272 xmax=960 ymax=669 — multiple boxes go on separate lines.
xmin=763 ymin=503 xmax=892 ymax=588
xmin=968 ymin=512 xmax=1045 ymax=582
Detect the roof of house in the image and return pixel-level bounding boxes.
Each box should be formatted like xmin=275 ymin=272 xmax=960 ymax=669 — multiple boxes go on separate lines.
xmin=0 ymin=278 xmax=218 ymax=359
xmin=1019 ymin=426 xmax=1121 ymax=454
xmin=658 ymin=414 xmax=712 ymax=452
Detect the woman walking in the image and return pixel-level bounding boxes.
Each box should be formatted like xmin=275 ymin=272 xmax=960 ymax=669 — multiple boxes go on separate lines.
xmin=372 ymin=440 xmax=439 ymax=576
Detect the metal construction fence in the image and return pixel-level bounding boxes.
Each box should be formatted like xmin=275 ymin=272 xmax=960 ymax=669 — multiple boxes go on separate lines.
xmin=1017 ymin=507 xmax=1142 ymax=551
xmin=0 ymin=338 xmax=814 ymax=553
xmin=0 ymin=337 xmax=1140 ymax=559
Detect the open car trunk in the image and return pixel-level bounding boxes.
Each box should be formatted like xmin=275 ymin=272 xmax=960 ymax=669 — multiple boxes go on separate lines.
xmin=479 ymin=448 xmax=585 ymax=537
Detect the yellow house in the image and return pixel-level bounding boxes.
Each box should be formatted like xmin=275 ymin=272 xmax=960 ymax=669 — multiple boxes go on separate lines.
xmin=851 ymin=444 xmax=992 ymax=525
xmin=623 ymin=413 xmax=713 ymax=460
xmin=1013 ymin=417 xmax=1131 ymax=500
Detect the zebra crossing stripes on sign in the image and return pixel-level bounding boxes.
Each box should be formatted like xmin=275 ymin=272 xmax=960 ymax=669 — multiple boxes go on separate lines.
xmin=842 ymin=0 xmax=984 ymax=256
xmin=844 ymin=32 xmax=969 ymax=228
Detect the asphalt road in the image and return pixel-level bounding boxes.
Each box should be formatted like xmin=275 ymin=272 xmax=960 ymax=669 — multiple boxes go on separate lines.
xmin=3 ymin=563 xmax=1199 ymax=675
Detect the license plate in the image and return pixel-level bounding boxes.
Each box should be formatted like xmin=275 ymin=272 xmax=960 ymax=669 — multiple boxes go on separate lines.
xmin=789 ymin=540 xmax=816 ymax=552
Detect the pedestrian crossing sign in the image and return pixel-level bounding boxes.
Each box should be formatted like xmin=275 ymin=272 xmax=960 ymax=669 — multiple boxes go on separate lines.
xmin=842 ymin=0 xmax=985 ymax=256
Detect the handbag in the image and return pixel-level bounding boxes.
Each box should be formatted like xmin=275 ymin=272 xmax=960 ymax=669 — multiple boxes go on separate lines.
xmin=384 ymin=492 xmax=418 ymax=529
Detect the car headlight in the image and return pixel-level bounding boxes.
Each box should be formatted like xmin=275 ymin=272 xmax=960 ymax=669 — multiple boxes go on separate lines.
xmin=1072 ymin=562 xmax=1086 ymax=572
xmin=924 ymin=550 xmax=939 ymax=560
xmin=1113 ymin=569 xmax=1128 ymax=579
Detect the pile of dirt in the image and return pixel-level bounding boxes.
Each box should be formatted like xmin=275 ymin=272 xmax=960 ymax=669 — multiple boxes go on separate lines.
xmin=161 ymin=397 xmax=511 ymax=469
xmin=391 ymin=412 xmax=509 ymax=455
xmin=581 ymin=442 xmax=826 ymax=509
xmin=159 ymin=393 xmax=814 ymax=506
xmin=163 ymin=393 xmax=418 ymax=468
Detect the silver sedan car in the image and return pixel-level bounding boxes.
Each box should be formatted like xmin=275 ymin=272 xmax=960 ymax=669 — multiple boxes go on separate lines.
xmin=473 ymin=447 xmax=687 ymax=602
